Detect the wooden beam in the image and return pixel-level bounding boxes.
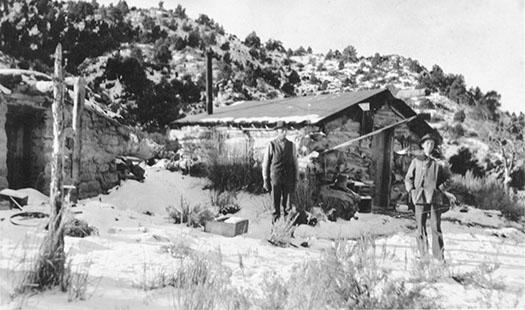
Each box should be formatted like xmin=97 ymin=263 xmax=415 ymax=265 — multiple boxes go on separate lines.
xmin=322 ymin=115 xmax=417 ymax=154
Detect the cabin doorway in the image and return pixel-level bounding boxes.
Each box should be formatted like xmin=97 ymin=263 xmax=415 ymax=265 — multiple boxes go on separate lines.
xmin=371 ymin=128 xmax=394 ymax=208
xmin=5 ymin=105 xmax=46 ymax=190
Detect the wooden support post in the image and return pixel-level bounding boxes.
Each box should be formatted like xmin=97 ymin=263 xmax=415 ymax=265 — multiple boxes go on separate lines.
xmin=206 ymin=49 xmax=213 ymax=115
xmin=45 ymin=43 xmax=66 ymax=278
xmin=72 ymin=77 xmax=85 ymax=203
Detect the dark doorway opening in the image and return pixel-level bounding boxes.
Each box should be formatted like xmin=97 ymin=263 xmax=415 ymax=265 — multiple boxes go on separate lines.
xmin=5 ymin=105 xmax=46 ymax=190
xmin=371 ymin=128 xmax=394 ymax=208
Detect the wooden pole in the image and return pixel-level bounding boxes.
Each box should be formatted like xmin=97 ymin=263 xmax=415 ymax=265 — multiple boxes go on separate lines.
xmin=206 ymin=49 xmax=213 ymax=115
xmin=72 ymin=77 xmax=85 ymax=203
xmin=322 ymin=115 xmax=418 ymax=154
xmin=46 ymin=43 xmax=66 ymax=280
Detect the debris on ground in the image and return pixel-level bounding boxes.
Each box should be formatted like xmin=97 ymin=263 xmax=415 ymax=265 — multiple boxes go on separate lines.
xmin=0 ymin=188 xmax=28 ymax=210
xmin=116 ymin=156 xmax=146 ymax=182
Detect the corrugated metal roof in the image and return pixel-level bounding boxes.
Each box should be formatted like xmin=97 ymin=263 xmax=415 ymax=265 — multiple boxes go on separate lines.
xmin=173 ymin=88 xmax=389 ymax=126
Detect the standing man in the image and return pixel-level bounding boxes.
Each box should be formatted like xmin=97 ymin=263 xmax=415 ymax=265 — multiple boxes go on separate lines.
xmin=262 ymin=121 xmax=299 ymax=223
xmin=405 ymin=133 xmax=449 ymax=261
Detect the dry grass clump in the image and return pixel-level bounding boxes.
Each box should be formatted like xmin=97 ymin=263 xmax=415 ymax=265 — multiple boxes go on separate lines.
xmin=166 ymin=196 xmax=216 ymax=228
xmin=451 ymin=262 xmax=516 ymax=308
xmin=12 ymin=203 xmax=97 ymax=305
xmin=267 ymin=214 xmax=298 ymax=247
xmin=138 ymin=246 xmax=251 ymax=310
xmin=203 ymin=143 xmax=264 ymax=194
xmin=410 ymin=254 xmax=450 ymax=283
xmin=63 ymin=256 xmax=93 ymax=302
xmin=16 ymin=246 xmax=93 ymax=302
xmin=257 ymin=235 xmax=435 ymax=309
xmin=293 ymin=172 xmax=318 ymax=213
xmin=451 ymin=262 xmax=504 ymax=290
xmin=16 ymin=221 xmax=67 ymax=293
xmin=210 ymin=190 xmax=240 ymax=215
xmin=64 ymin=217 xmax=99 ymax=238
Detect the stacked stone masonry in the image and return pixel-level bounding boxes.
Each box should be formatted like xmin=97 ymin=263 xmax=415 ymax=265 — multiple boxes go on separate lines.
xmin=0 ymin=93 xmax=133 ymax=199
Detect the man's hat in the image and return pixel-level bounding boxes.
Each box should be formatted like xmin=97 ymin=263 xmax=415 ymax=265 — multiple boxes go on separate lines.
xmin=419 ymin=132 xmax=439 ymax=147
xmin=274 ymin=120 xmax=286 ymax=130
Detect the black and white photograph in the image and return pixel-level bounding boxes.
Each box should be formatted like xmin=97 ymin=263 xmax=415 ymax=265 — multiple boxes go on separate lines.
xmin=0 ymin=0 xmax=524 ymax=309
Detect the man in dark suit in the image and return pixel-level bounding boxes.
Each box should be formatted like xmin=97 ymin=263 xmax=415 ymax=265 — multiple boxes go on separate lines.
xmin=262 ymin=121 xmax=299 ymax=223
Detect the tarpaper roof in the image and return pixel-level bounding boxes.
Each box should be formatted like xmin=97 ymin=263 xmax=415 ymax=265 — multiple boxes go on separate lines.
xmin=173 ymin=88 xmax=393 ymax=127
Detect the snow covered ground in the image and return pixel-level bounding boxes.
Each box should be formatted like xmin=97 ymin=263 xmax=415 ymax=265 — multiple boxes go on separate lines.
xmin=0 ymin=166 xmax=524 ymax=309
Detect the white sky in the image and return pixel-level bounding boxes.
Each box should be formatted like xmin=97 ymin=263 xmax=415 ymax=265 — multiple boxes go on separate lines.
xmin=96 ymin=0 xmax=524 ymax=114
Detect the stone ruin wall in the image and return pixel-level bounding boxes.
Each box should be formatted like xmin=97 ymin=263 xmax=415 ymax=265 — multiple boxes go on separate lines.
xmin=0 ymin=96 xmax=134 ymax=199
xmin=67 ymin=110 xmax=131 ymax=199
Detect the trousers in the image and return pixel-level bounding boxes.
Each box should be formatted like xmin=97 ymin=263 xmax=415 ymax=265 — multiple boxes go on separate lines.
xmin=271 ymin=181 xmax=293 ymax=222
xmin=414 ymin=203 xmax=444 ymax=260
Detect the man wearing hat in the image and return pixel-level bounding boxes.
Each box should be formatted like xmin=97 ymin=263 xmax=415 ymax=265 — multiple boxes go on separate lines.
xmin=262 ymin=120 xmax=299 ymax=223
xmin=405 ymin=132 xmax=449 ymax=260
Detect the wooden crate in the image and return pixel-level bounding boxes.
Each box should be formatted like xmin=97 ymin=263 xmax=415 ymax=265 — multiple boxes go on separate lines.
xmin=205 ymin=217 xmax=249 ymax=237
xmin=358 ymin=196 xmax=372 ymax=213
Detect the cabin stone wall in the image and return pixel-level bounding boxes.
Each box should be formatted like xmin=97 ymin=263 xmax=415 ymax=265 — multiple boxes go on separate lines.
xmin=169 ymin=101 xmax=422 ymax=208
xmin=169 ymin=125 xmax=309 ymax=163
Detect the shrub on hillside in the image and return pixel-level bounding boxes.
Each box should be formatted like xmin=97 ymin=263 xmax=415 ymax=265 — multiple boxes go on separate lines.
xmin=419 ymin=99 xmax=435 ymax=109
xmin=173 ymin=36 xmax=187 ymax=50
xmin=408 ymin=59 xmax=423 ymax=73
xmin=281 ymin=82 xmax=295 ymax=96
xmin=371 ymin=53 xmax=382 ymax=68
xmin=261 ymin=68 xmax=280 ymax=88
xmin=196 ymin=14 xmax=214 ymax=28
xmin=454 ymin=110 xmax=466 ymax=122
xmin=510 ymin=167 xmax=525 ymax=190
xmin=448 ymin=123 xmax=465 ymax=139
xmin=220 ymin=41 xmax=230 ymax=51
xmin=181 ymin=22 xmax=192 ymax=32
xmin=430 ymin=113 xmax=445 ymax=123
xmin=449 ymin=171 xmax=524 ymax=221
xmin=244 ymin=31 xmax=261 ymax=48
xmin=187 ymin=30 xmax=201 ymax=48
xmin=449 ymin=148 xmax=485 ymax=178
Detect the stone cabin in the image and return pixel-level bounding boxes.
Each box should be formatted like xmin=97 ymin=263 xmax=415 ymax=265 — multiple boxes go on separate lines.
xmin=0 ymin=69 xmax=137 ymax=199
xmin=170 ymin=88 xmax=435 ymax=208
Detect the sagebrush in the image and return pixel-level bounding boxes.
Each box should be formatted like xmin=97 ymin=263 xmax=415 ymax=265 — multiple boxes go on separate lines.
xmin=450 ymin=171 xmax=524 ymax=221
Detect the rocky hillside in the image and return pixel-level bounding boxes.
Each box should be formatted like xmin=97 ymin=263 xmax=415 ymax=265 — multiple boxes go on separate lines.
xmin=0 ymin=0 xmax=523 ymax=187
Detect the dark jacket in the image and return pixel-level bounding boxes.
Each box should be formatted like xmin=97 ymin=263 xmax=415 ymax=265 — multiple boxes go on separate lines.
xmin=405 ymin=155 xmax=448 ymax=204
xmin=262 ymin=138 xmax=299 ymax=185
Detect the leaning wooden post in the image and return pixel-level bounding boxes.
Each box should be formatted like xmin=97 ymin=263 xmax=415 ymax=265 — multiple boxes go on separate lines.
xmin=45 ymin=43 xmax=66 ymax=285
xmin=72 ymin=77 xmax=85 ymax=203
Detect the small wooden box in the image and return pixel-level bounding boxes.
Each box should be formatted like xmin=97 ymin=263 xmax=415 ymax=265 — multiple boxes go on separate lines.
xmin=205 ymin=217 xmax=249 ymax=237
xmin=358 ymin=196 xmax=372 ymax=213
